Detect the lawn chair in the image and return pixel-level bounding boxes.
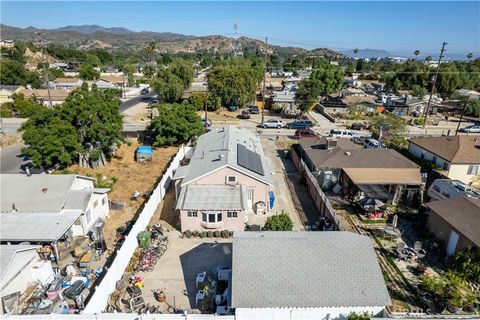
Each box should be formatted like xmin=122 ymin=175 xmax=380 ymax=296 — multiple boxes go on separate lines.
xmin=196 ymin=271 xmax=207 ymax=289
xmin=396 ymin=242 xmax=408 ymax=261
xmin=414 ymin=241 xmax=423 ymax=253
xmin=195 ymin=290 xmax=204 ymax=308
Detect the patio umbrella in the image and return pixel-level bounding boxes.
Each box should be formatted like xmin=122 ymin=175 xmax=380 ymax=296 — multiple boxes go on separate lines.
xmin=358 ymin=197 xmax=386 ymax=212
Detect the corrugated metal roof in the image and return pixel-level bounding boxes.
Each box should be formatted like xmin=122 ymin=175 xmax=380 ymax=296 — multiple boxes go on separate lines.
xmin=176 ymin=185 xmax=247 ymax=210
xmin=231 ymin=232 xmax=391 ymax=309
xmin=0 ymin=211 xmax=81 ymax=242
xmin=0 ymin=245 xmax=39 ymax=281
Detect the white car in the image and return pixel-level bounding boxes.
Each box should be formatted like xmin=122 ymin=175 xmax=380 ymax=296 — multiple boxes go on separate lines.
xmin=329 ymin=129 xmax=358 ymax=138
xmin=459 ymin=125 xmax=480 ymax=133
xmin=261 ymin=119 xmax=284 ymax=129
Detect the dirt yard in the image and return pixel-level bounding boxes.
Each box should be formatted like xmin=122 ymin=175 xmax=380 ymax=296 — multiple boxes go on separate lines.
xmin=67 ymin=140 xmax=178 ymax=247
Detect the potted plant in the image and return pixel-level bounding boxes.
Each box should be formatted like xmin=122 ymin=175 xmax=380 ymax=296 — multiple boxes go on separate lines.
xmin=464 ymin=294 xmax=477 ymax=313
xmin=155 ymin=288 xmax=166 ymax=303
xmin=447 ymin=289 xmax=464 ymax=314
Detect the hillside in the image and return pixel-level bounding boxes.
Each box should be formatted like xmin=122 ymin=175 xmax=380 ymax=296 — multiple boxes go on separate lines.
xmin=1 ymin=24 xmax=344 ymax=59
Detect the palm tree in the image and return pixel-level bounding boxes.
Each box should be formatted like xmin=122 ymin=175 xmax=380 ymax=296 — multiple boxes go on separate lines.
xmin=425 ymin=56 xmax=432 ymax=64
xmin=467 ymin=52 xmax=473 ymax=62
xmin=414 ymin=50 xmax=420 ymax=60
xmin=353 ymin=48 xmax=359 ymax=59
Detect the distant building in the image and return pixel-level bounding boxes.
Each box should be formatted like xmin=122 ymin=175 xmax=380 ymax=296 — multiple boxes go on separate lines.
xmin=0 ymin=85 xmax=24 ymax=104
xmin=19 ymin=88 xmax=70 ymax=106
xmin=408 ymin=136 xmax=480 ymax=185
xmin=50 ymin=77 xmax=83 ymax=90
xmin=319 ymin=93 xmax=377 ymax=114
xmin=231 ymin=232 xmax=391 ymax=319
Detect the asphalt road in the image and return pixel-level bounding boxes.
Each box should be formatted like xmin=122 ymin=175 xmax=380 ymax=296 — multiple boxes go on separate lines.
xmin=119 ymin=93 xmax=156 ymax=114
xmin=0 ymin=143 xmax=42 ymax=174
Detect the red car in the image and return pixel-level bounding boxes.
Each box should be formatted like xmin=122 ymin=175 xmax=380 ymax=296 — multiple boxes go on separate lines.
xmin=294 ymin=128 xmax=320 ymax=138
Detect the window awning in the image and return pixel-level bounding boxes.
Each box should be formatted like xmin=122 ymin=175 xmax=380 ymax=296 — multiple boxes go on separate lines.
xmin=344 ymin=168 xmax=421 ymax=185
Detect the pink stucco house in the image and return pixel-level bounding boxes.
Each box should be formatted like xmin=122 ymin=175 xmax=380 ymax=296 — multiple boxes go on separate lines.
xmin=173 ymin=126 xmax=274 ymax=232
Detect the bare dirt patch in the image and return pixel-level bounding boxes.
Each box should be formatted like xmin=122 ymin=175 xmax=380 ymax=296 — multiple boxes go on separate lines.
xmin=67 ymin=140 xmax=178 ymax=246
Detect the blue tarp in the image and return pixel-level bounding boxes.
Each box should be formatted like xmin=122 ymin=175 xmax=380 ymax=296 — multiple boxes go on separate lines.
xmin=269 ymin=191 xmax=275 ymax=209
xmin=136 ymin=146 xmax=153 ymax=155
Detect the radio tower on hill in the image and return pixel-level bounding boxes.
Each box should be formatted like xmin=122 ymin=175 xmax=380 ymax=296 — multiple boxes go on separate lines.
xmin=231 ymin=20 xmax=243 ymax=58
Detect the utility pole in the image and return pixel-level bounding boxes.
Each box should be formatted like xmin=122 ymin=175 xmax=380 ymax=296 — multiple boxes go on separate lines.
xmin=35 ymin=33 xmax=53 ymax=108
xmin=423 ymin=42 xmax=447 ymax=128
xmin=204 ymin=98 xmax=208 ymax=132
xmin=261 ymin=37 xmax=268 ymax=125
xmin=455 ymin=100 xmax=468 ymax=135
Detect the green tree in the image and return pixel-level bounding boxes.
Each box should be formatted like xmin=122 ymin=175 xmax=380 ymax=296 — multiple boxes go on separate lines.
xmin=207 ymin=63 xmax=259 ymax=106
xmin=353 ymin=48 xmax=359 ymax=59
xmin=467 ymin=53 xmax=473 ymax=62
xmin=79 ymin=64 xmax=100 ymax=80
xmin=414 ymin=49 xmax=420 ymax=60
xmin=465 ymin=99 xmax=480 ymax=118
xmin=2 ymin=93 xmax=45 ymax=118
xmin=0 ymin=60 xmax=41 ymax=87
xmin=411 ymin=85 xmax=427 ymax=98
xmin=436 ymin=63 xmax=462 ymax=97
xmin=370 ymin=113 xmax=407 ymax=139
xmin=151 ymin=76 xmax=184 ymax=103
xmin=146 ymin=103 xmax=203 ymax=146
xmin=263 ymin=212 xmax=293 ymax=231
xmin=169 ymin=59 xmax=194 ymax=88
xmin=295 ymin=61 xmax=343 ymax=112
xmin=21 ymin=108 xmax=80 ymax=168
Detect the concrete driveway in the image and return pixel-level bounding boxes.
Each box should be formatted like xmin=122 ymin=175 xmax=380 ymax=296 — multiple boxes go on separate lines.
xmin=139 ymin=234 xmax=232 ymax=313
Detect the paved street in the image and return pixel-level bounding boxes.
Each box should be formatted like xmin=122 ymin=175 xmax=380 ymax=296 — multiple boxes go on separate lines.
xmin=0 ymin=143 xmax=42 ymax=174
xmin=119 ymin=93 xmax=156 ymax=113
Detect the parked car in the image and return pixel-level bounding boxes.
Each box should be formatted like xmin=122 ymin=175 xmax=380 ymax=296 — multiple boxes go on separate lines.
xmin=201 ymin=118 xmax=212 ymax=127
xmin=329 ymin=129 xmax=357 ymax=138
xmin=228 ymin=106 xmax=238 ymax=112
xmin=250 ymin=105 xmax=260 ymax=114
xmin=241 ymin=109 xmax=251 ymax=119
xmin=350 ymin=136 xmax=367 ymax=145
xmin=140 ymin=87 xmax=149 ymax=95
xmin=459 ymin=125 xmax=480 ymax=133
xmin=261 ymin=119 xmax=284 ymax=129
xmin=363 ymin=138 xmax=384 ymax=149
xmin=294 ymin=128 xmax=320 ymax=138
xmin=286 ymin=120 xmax=314 ymax=129
xmin=349 ymin=122 xmax=367 ymax=130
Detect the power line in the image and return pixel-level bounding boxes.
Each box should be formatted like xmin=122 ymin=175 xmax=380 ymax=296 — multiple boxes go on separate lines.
xmin=423 ymin=42 xmax=447 ymax=128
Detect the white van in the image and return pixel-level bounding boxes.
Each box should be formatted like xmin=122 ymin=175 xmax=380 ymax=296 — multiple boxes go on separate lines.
xmin=427 ymin=179 xmax=480 ymax=201
xmin=363 ymin=138 xmax=383 ymax=149
xmin=329 ymin=129 xmax=357 ymax=138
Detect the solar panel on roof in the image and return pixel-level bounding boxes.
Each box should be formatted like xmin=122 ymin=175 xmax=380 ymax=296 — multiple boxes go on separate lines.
xmin=237 ymin=144 xmax=265 ymax=176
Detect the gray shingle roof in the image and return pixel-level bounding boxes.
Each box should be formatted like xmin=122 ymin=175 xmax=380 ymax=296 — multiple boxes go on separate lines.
xmin=176 ymin=126 xmax=273 ymax=186
xmin=176 ymin=185 xmax=247 ymax=210
xmin=1 ymin=245 xmax=39 ymax=281
xmin=0 ymin=211 xmax=80 ymax=242
xmin=231 ymin=232 xmax=391 ymax=309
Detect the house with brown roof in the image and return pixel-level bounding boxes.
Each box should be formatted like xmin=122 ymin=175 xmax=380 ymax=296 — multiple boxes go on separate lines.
xmin=319 ymin=93 xmax=377 ymax=114
xmin=19 ymin=89 xmax=70 ymax=106
xmin=50 ymin=77 xmax=83 ymax=89
xmin=426 ymin=196 xmax=480 ymax=257
xmin=408 ymin=136 xmax=480 ymax=185
xmin=296 ymin=137 xmax=421 ymax=205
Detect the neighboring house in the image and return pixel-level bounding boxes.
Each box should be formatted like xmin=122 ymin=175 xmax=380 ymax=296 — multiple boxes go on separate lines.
xmin=173 ymin=126 xmax=273 ymax=232
xmin=384 ymin=95 xmax=442 ymax=116
xmin=0 ymin=85 xmax=24 ymax=104
xmin=272 ymin=92 xmax=296 ymax=112
xmin=319 ymin=93 xmax=377 ymax=114
xmin=50 ymin=77 xmax=83 ymax=89
xmin=0 ymin=175 xmax=109 ymax=259
xmin=456 ymin=89 xmax=480 ymax=101
xmin=408 ymin=136 xmax=480 ymax=185
xmin=231 ymin=232 xmax=391 ymax=319
xmin=95 ymin=76 xmax=127 ymax=89
xmin=296 ymin=137 xmax=421 ymax=204
xmin=0 ymin=40 xmax=15 ymax=47
xmin=426 ymin=196 xmax=480 ymax=257
xmin=19 ymin=88 xmax=70 ymax=106
xmin=0 ymin=245 xmax=54 ymax=302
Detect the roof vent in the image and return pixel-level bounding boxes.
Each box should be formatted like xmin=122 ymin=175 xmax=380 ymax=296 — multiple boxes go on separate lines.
xmin=345 ymin=151 xmax=351 ymax=156
xmin=219 ymin=154 xmax=224 ymax=160
xmin=12 ymin=204 xmax=17 ymax=213
xmin=42 ymin=188 xmax=48 ymax=193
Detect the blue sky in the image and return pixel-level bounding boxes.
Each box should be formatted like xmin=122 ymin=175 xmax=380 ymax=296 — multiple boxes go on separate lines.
xmin=1 ymin=1 xmax=479 ymax=55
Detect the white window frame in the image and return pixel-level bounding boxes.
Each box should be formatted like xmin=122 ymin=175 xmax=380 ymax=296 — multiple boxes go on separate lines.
xmin=227 ymin=211 xmax=238 ymax=218
xmin=226 ymin=175 xmax=237 ymax=184
xmin=202 ymin=212 xmax=222 ymax=223
xmin=187 ymin=210 xmax=198 ymax=217
xmin=467 ymin=165 xmax=479 ymax=176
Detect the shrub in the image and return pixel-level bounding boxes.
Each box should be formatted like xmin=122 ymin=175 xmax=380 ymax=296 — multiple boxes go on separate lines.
xmin=263 ymin=211 xmax=293 ymax=231
xmin=228 ymin=231 xmax=234 ymax=237
xmin=420 ymin=275 xmax=446 ymax=295
xmin=192 ymin=230 xmax=199 ymax=237
xmin=184 ymin=230 xmax=192 ymax=238
xmin=213 ymin=231 xmax=221 ymax=237
xmin=413 ymin=118 xmax=425 ymax=126
xmin=221 ymin=230 xmax=229 ymax=238
xmin=207 ymin=231 xmax=213 ymax=238
xmin=200 ymin=231 xmax=206 ymax=238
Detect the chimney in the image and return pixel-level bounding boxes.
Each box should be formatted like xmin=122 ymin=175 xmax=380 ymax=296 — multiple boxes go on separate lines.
xmin=326 ymin=138 xmax=338 ymax=149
